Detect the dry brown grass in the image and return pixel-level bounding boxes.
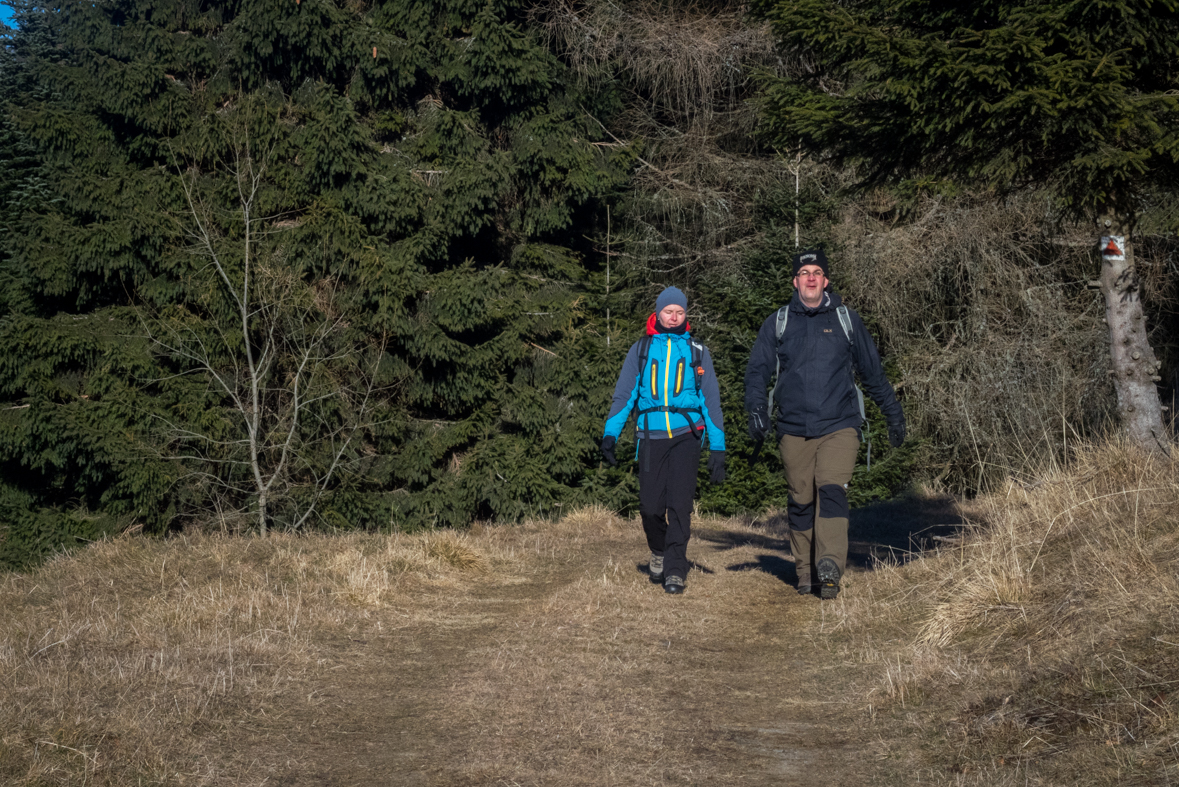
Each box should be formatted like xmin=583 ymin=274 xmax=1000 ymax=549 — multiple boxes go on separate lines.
xmin=0 ymin=526 xmax=514 ymax=785
xmin=835 ymin=440 xmax=1179 ymax=784
xmin=0 ymin=504 xmax=893 ymax=786
xmin=408 ymin=511 xmax=882 ymax=786
xmin=6 ymin=465 xmax=1179 ymax=785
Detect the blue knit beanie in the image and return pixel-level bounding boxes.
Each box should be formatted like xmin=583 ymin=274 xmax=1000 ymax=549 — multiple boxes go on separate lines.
xmin=655 ymin=286 xmax=687 ymax=313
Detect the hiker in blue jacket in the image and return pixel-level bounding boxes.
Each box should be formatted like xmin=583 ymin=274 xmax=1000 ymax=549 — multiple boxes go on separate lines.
xmin=600 ymin=287 xmax=726 ymax=595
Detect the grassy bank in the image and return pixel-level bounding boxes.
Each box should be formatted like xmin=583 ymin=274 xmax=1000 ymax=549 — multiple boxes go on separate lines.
xmin=1 ymin=444 xmax=1177 ymax=784
xmin=841 ymin=441 xmax=1179 ymax=784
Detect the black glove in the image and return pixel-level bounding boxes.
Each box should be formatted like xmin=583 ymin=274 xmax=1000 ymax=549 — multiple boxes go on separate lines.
xmin=600 ymin=435 xmax=617 ymax=467
xmin=888 ymin=418 xmax=906 ymax=448
xmin=748 ymin=409 xmax=770 ymax=443
xmin=707 ymin=451 xmax=726 ymax=484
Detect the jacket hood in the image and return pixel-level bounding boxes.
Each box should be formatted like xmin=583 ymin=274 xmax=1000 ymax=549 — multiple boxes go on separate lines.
xmin=646 ymin=312 xmax=692 ymax=336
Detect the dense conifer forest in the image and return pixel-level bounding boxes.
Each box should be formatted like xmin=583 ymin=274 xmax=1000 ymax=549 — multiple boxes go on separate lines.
xmin=1 ymin=0 xmax=1175 ymax=569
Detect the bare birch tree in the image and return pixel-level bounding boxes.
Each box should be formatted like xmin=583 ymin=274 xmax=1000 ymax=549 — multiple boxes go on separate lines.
xmin=147 ymin=122 xmax=388 ymax=535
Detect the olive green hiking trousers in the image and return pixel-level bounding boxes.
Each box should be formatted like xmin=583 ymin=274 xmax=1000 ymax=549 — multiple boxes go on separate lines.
xmin=779 ymin=428 xmax=859 ymax=589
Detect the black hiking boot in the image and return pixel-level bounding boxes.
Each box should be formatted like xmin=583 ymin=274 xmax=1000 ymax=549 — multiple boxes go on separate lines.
xmin=796 ymin=584 xmax=813 ymax=596
xmin=816 ymin=558 xmax=841 ymax=600
xmin=663 ymin=575 xmax=685 ymax=595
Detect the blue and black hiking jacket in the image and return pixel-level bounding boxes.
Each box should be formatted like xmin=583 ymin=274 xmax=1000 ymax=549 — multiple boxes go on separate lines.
xmin=602 ymin=314 xmax=726 ymax=452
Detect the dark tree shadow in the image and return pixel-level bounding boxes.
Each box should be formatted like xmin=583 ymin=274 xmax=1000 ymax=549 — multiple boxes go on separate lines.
xmin=697 ymin=520 xmax=798 ymax=588
xmin=695 ymin=493 xmax=969 ymax=589
xmin=846 ymin=493 xmax=968 ymax=570
xmin=695 ymin=527 xmax=789 ymax=554
xmin=725 ymin=554 xmax=798 ymax=586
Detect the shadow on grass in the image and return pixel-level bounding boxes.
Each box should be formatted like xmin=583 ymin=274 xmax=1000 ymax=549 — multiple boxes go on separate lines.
xmin=700 ymin=492 xmax=968 ymax=588
xmin=698 ymin=523 xmax=797 ymax=586
xmin=847 ymin=493 xmax=967 ymax=570
xmin=725 ymin=554 xmax=799 ymax=586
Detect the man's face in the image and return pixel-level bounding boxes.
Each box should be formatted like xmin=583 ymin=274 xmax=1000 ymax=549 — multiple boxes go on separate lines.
xmin=793 ymin=265 xmax=828 ymax=308
xmin=658 ymin=304 xmax=686 ymax=329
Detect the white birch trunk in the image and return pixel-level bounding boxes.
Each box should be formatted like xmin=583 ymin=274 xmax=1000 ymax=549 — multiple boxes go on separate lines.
xmin=1097 ymin=209 xmax=1169 ymax=454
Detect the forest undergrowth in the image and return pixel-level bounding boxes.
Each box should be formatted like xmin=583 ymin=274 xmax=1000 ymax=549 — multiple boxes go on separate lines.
xmin=0 ymin=441 xmax=1177 ymax=785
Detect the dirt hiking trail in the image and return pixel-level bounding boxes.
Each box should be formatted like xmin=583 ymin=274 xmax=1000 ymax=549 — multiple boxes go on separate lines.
xmin=241 ymin=509 xmax=947 ymax=786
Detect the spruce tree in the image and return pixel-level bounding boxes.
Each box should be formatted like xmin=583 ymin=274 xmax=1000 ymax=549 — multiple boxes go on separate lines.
xmin=754 ymin=0 xmax=1179 ymax=453
xmin=0 ymin=0 xmax=631 ymax=563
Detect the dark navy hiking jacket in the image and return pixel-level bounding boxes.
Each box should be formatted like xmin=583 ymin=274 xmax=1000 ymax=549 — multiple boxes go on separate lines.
xmin=744 ymin=291 xmax=902 ymax=439
xmin=603 ymin=314 xmax=726 ymax=452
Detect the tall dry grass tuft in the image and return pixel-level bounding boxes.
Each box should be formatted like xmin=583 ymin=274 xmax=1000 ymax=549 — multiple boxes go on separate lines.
xmin=842 ymin=440 xmax=1179 ymax=783
xmin=424 ymin=531 xmax=490 ymax=573
xmin=0 ymin=528 xmax=502 ymax=785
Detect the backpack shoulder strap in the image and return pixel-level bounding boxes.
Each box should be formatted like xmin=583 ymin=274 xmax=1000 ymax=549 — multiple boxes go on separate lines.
xmin=774 ymin=305 xmax=789 ymax=341
xmin=768 ymin=305 xmax=789 ymax=413
xmin=637 ymin=335 xmax=652 ymax=368
xmin=835 ymin=305 xmax=868 ymax=425
xmin=689 ymin=340 xmax=704 ymax=393
xmin=635 ymin=335 xmax=653 ymax=393
xmin=835 ymin=305 xmax=854 ymax=346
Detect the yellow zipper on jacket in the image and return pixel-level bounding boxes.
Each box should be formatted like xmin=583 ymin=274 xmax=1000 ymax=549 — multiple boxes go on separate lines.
xmin=663 ymin=337 xmax=673 ymax=437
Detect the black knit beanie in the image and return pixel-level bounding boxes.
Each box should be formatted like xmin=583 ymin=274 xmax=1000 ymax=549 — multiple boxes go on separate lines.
xmin=792 ymin=249 xmax=829 ymax=278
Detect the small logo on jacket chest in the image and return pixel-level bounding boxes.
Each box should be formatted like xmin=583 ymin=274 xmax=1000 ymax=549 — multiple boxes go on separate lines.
xmin=823 ymin=328 xmax=833 ymax=333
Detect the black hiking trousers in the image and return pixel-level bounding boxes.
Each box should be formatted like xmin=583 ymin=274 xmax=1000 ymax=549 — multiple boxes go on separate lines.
xmin=639 ymin=432 xmax=701 ymax=581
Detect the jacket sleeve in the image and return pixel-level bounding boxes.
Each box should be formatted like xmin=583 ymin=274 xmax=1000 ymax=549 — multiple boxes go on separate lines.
xmin=849 ymin=311 xmax=903 ymax=423
xmin=743 ymin=313 xmax=779 ymax=415
xmin=699 ymin=347 xmax=726 ymax=451
xmin=602 ymin=342 xmax=642 ymax=439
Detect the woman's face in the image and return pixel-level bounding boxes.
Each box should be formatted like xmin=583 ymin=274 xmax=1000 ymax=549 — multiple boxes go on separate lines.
xmin=658 ymin=304 xmax=686 ymax=328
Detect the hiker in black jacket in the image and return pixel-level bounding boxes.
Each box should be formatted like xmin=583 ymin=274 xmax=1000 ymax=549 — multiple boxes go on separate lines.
xmin=744 ymin=250 xmax=905 ymax=599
